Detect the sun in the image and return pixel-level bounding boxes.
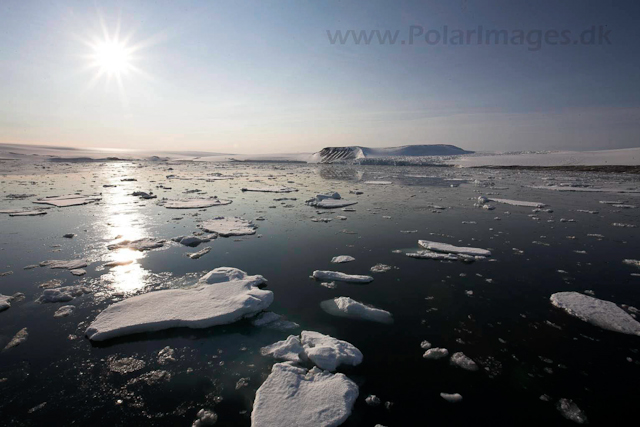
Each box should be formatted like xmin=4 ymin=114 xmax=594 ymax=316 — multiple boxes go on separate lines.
xmin=90 ymin=39 xmax=133 ymax=77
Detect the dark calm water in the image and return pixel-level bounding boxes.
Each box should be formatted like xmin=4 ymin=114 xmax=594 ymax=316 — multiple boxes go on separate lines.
xmin=1 ymin=161 xmax=639 ymax=426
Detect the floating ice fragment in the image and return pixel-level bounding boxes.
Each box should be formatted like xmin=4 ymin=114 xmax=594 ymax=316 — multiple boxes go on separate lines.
xmin=440 ymin=393 xmax=463 ymax=403
xmin=306 ymin=193 xmax=357 ymax=209
xmin=173 ymin=235 xmax=215 ymax=247
xmin=86 ymin=267 xmax=273 ymax=341
xmin=331 ymin=256 xmax=355 ymax=264
xmin=313 ymin=271 xmax=373 ymax=283
xmin=321 ymin=297 xmax=393 ymax=324
xmin=550 ymin=292 xmax=640 ymax=335
xmin=161 ymin=197 xmax=231 ymax=209
xmin=252 ymin=312 xmax=300 ymax=330
xmin=3 ymin=328 xmax=28 ymax=351
xmin=54 ymin=305 xmax=76 ymax=318
xmin=37 ymin=285 xmax=91 ymax=303
xmin=40 ymin=259 xmax=88 ymax=270
xmin=450 ymin=352 xmax=479 ymax=371
xmin=187 ymin=247 xmax=211 ymax=259
xmin=301 ymin=331 xmax=363 ymax=371
xmin=423 ymin=348 xmax=449 ymax=359
xmin=623 ymin=259 xmax=640 ymax=268
xmin=158 ymin=346 xmax=176 ymax=365
xmin=261 ymin=335 xmax=305 ymax=363
xmin=418 ymin=240 xmax=491 ymax=257
xmin=556 ymin=398 xmax=588 ymax=424
xmin=107 ymin=238 xmax=165 ymax=251
xmin=251 ymin=362 xmax=358 ymax=427
xmin=370 ymin=264 xmax=392 ymax=273
xmin=193 ymin=409 xmax=218 ymax=426
xmin=199 ymin=217 xmax=257 ymax=237
xmin=33 ymin=194 xmax=101 ymax=207
xmin=241 ymin=187 xmax=297 ymax=193
xmin=365 ymin=395 xmax=381 ymax=406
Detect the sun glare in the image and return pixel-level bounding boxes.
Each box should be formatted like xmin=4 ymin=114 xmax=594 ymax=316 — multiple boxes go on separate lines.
xmin=91 ymin=40 xmax=133 ymax=77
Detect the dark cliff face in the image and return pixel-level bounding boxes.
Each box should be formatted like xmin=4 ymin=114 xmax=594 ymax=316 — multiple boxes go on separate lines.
xmin=318 ymin=147 xmax=359 ymax=163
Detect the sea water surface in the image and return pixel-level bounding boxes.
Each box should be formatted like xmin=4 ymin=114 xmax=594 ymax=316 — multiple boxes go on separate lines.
xmin=1 ymin=160 xmax=639 ymax=426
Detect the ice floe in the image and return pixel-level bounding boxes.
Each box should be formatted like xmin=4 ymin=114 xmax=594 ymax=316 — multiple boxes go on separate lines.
xmin=40 ymin=259 xmax=88 ymax=270
xmin=370 ymin=264 xmax=392 ymax=273
xmin=8 ymin=209 xmax=47 ymax=216
xmin=172 ymin=235 xmax=216 ymax=247
xmin=306 ymin=193 xmax=357 ymax=209
xmin=86 ymin=267 xmax=273 ymax=341
xmin=251 ymin=362 xmax=358 ymax=427
xmin=479 ymin=196 xmax=546 ymax=208
xmin=107 ymin=238 xmax=165 ymax=251
xmin=312 ymin=271 xmax=373 ymax=283
xmin=0 ymin=294 xmax=11 ymax=312
xmin=440 ymin=393 xmax=463 ymax=403
xmin=550 ymin=292 xmax=640 ymax=335
xmin=37 ymin=285 xmax=91 ymax=303
xmin=193 ymin=409 xmax=218 ymax=426
xmin=556 ymin=398 xmax=588 ymax=424
xmin=33 ymin=194 xmax=101 ymax=207
xmin=199 ymin=217 xmax=257 ymax=237
xmin=450 ymin=352 xmax=479 ymax=371
xmin=301 ymin=331 xmax=363 ymax=371
xmin=3 ymin=327 xmax=28 ymax=351
xmin=261 ymin=335 xmax=305 ymax=363
xmin=187 ymin=247 xmax=211 ymax=259
xmin=53 ymin=305 xmax=76 ymax=318
xmin=423 ymin=348 xmax=449 ymax=359
xmin=241 ymin=186 xmax=297 ymax=193
xmin=331 ymin=256 xmax=355 ymax=264
xmin=160 ymin=197 xmax=232 ymax=209
xmin=418 ymin=240 xmax=491 ymax=257
xmin=320 ymin=296 xmax=393 ymax=324
xmin=252 ymin=312 xmax=300 ymax=330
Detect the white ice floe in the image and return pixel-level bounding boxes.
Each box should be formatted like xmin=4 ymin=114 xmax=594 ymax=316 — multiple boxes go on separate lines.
xmin=252 ymin=312 xmax=300 ymax=330
xmin=623 ymin=259 xmax=640 ymax=268
xmin=251 ymin=362 xmax=358 ymax=427
xmin=241 ymin=187 xmax=298 ymax=193
xmin=193 ymin=409 xmax=218 ymax=427
xmin=107 ymin=238 xmax=165 ymax=251
xmin=199 ymin=217 xmax=257 ymax=237
xmin=423 ymin=348 xmax=449 ymax=359
xmin=261 ymin=335 xmax=305 ymax=363
xmin=440 ymin=393 xmax=463 ymax=403
xmin=70 ymin=269 xmax=86 ymax=276
xmin=173 ymin=235 xmax=216 ymax=247
xmin=86 ymin=267 xmax=273 ymax=341
xmin=8 ymin=209 xmax=47 ymax=216
xmin=0 ymin=294 xmax=11 ymax=312
xmin=187 ymin=247 xmax=211 ymax=259
xmin=478 ymin=196 xmax=546 ymax=208
xmin=406 ymin=250 xmax=458 ymax=261
xmin=418 ymin=240 xmax=491 ymax=257
xmin=550 ymin=292 xmax=640 ymax=336
xmin=370 ymin=264 xmax=392 ymax=273
xmin=161 ymin=197 xmax=232 ymax=209
xmin=320 ymin=296 xmax=393 ymax=324
xmin=450 ymin=352 xmax=479 ymax=371
xmin=40 ymin=259 xmax=88 ymax=270
xmin=301 ymin=331 xmax=363 ymax=371
xmin=306 ymin=193 xmax=357 ymax=209
xmin=33 ymin=194 xmax=101 ymax=207
xmin=331 ymin=256 xmax=355 ymax=264
xmin=313 ymin=271 xmax=373 ymax=283
xmin=556 ymin=398 xmax=588 ymax=424
xmin=37 ymin=285 xmax=91 ymax=303
xmin=53 ymin=305 xmax=76 ymax=318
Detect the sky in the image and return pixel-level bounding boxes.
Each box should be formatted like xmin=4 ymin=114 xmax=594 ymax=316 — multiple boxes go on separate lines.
xmin=1 ymin=0 xmax=639 ymax=154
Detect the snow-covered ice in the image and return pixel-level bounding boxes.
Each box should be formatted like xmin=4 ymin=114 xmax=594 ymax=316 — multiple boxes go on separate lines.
xmin=313 ymin=271 xmax=373 ymax=283
xmin=331 ymin=256 xmax=355 ymax=264
xmin=33 ymin=194 xmax=101 ymax=207
xmin=418 ymin=240 xmax=491 ymax=257
xmin=39 ymin=260 xmax=88 ymax=270
xmin=86 ymin=267 xmax=273 ymax=341
xmin=550 ymin=292 xmax=640 ymax=336
xmin=187 ymin=247 xmax=211 ymax=259
xmin=0 ymin=294 xmax=11 ymax=312
xmin=173 ymin=235 xmax=215 ymax=247
xmin=320 ymin=296 xmax=393 ymax=324
xmin=423 ymin=348 xmax=449 ymax=359
xmin=479 ymin=196 xmax=546 ymax=208
xmin=252 ymin=312 xmax=300 ymax=330
xmin=251 ymin=362 xmax=358 ymax=427
xmin=306 ymin=193 xmax=357 ymax=209
xmin=107 ymin=238 xmax=165 ymax=251
xmin=440 ymin=393 xmax=463 ymax=403
xmin=261 ymin=335 xmax=305 ymax=363
xmin=53 ymin=305 xmax=76 ymax=318
xmin=450 ymin=352 xmax=479 ymax=371
xmin=3 ymin=327 xmax=28 ymax=351
xmin=161 ymin=197 xmax=232 ymax=209
xmin=241 ymin=186 xmax=297 ymax=193
xmin=556 ymin=398 xmax=588 ymax=424
xmin=199 ymin=217 xmax=257 ymax=237
xmin=301 ymin=331 xmax=363 ymax=371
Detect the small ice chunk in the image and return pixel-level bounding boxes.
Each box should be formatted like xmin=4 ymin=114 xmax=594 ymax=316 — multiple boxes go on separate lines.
xmin=320 ymin=296 xmax=393 ymax=324
xmin=86 ymin=267 xmax=273 ymax=341
xmin=313 ymin=271 xmax=373 ymax=283
xmin=193 ymin=409 xmax=218 ymax=426
xmin=252 ymin=312 xmax=300 ymax=330
xmin=0 ymin=295 xmax=12 ymax=312
xmin=199 ymin=217 xmax=257 ymax=237
xmin=623 ymin=259 xmax=640 ymax=268
xmin=370 ymin=264 xmax=392 ymax=273
xmin=33 ymin=194 xmax=101 ymax=207
xmin=365 ymin=395 xmax=381 ymax=406
xmin=484 ymin=197 xmax=546 ymax=208
xmin=107 ymin=238 xmax=165 ymax=251
xmin=423 ymin=348 xmax=449 ymax=359
xmin=158 ymin=346 xmax=176 ymax=365
xmin=306 ymin=193 xmax=357 ymax=209
xmin=187 ymin=247 xmax=211 ymax=259
xmin=3 ymin=327 xmax=28 ymax=351
xmin=406 ymin=250 xmax=458 ymax=260
xmin=331 ymin=255 xmax=355 ymax=264
xmin=301 ymin=331 xmax=363 ymax=371
xmin=550 ymin=292 xmax=640 ymax=335
xmin=172 ymin=235 xmax=215 ymax=247
xmin=440 ymin=393 xmax=463 ymax=403
xmin=250 ymin=362 xmax=358 ymax=427
xmin=162 ymin=197 xmax=232 ymax=209
xmin=420 ymin=340 xmax=431 ymax=349
xmin=556 ymin=398 xmax=588 ymax=424
xmin=70 ymin=269 xmax=86 ymax=276
xmin=261 ymin=335 xmax=305 ymax=363
xmin=450 ymin=352 xmax=479 ymax=371
xmin=37 ymin=286 xmax=91 ymax=303
xmin=241 ymin=187 xmax=297 ymax=193
xmin=418 ymin=240 xmax=491 ymax=257
xmin=53 ymin=305 xmax=76 ymax=318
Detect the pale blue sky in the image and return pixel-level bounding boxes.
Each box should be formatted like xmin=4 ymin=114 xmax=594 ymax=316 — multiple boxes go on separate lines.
xmin=1 ymin=0 xmax=639 ymax=153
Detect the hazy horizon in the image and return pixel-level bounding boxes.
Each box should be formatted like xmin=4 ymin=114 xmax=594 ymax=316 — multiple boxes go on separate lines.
xmin=2 ymin=0 xmax=640 ymax=154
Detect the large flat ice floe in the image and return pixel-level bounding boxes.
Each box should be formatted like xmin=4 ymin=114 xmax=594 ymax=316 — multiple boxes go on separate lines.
xmin=86 ymin=267 xmax=273 ymax=341
xmin=550 ymin=292 xmax=640 ymax=336
xmin=40 ymin=259 xmax=88 ymax=270
xmin=107 ymin=238 xmax=165 ymax=251
xmin=199 ymin=217 xmax=257 ymax=237
xmin=313 ymin=270 xmax=373 ymax=283
xmin=33 ymin=194 xmax=101 ymax=207
xmin=321 ymin=296 xmax=393 ymax=324
xmin=241 ymin=186 xmax=298 ymax=193
xmin=160 ymin=197 xmax=232 ymax=209
xmin=331 ymin=255 xmax=355 ymax=264
xmin=251 ymin=362 xmax=358 ymax=427
xmin=418 ymin=240 xmax=491 ymax=257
